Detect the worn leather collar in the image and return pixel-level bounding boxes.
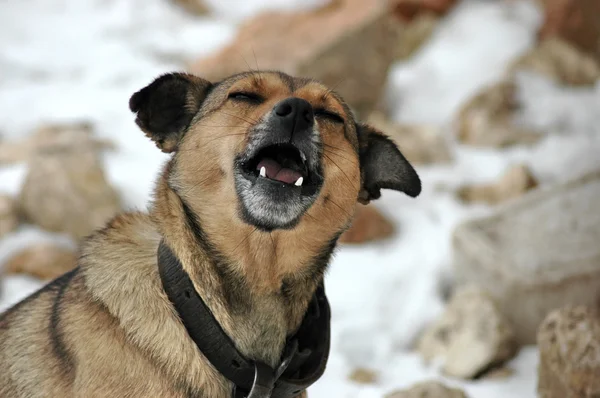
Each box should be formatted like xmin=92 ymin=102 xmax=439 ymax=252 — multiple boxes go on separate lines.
xmin=157 ymin=241 xmax=331 ymax=398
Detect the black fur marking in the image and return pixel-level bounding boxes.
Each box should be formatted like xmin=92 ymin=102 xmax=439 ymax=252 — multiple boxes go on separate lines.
xmin=175 ymin=380 xmax=204 ymax=398
xmin=359 ymin=125 xmax=421 ymax=200
xmin=343 ymin=124 xmax=359 ymax=153
xmin=281 ymin=231 xmax=341 ymax=301
xmin=0 ymin=268 xmax=77 ymax=325
xmin=175 ymin=189 xmax=251 ymax=314
xmin=309 ymin=231 xmax=342 ymax=278
xmin=277 ymin=71 xmax=297 ymax=92
xmin=49 ymin=267 xmax=78 ymax=381
xmin=0 ymin=287 xmax=47 ymax=328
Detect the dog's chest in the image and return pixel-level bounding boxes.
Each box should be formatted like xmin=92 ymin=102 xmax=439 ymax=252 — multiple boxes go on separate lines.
xmin=230 ymin=295 xmax=289 ymax=367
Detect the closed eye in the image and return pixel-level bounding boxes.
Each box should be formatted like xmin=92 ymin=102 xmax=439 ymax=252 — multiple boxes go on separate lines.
xmin=228 ymin=92 xmax=264 ymax=104
xmin=314 ymin=108 xmax=344 ymax=124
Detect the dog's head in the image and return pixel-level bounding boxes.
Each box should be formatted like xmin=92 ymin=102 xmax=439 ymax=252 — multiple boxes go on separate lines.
xmin=130 ymin=71 xmax=420 ymax=232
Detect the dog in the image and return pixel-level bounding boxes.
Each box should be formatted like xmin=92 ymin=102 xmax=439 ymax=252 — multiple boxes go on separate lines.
xmin=0 ymin=71 xmax=421 ymax=397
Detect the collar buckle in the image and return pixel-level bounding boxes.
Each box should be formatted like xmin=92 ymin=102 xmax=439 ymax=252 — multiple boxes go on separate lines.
xmin=246 ymin=362 xmax=275 ymax=398
xmin=240 ymin=339 xmax=300 ymax=398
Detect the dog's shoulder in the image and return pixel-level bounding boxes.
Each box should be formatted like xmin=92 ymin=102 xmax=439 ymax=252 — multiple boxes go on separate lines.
xmin=82 ymin=211 xmax=161 ymax=259
xmin=79 ymin=211 xmax=162 ymax=314
xmin=78 ymin=210 xmax=226 ymax=395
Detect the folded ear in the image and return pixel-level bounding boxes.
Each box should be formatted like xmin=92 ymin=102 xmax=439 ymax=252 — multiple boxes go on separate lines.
xmin=358 ymin=123 xmax=421 ymax=204
xmin=129 ymin=73 xmax=212 ymax=153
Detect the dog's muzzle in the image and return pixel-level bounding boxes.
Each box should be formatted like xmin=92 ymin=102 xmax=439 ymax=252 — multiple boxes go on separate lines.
xmin=238 ymin=97 xmax=322 ymax=193
xmin=234 ymin=97 xmax=324 ymax=230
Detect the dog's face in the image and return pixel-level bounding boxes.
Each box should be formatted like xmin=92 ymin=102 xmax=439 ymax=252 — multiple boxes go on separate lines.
xmin=130 ymin=72 xmax=420 ymax=232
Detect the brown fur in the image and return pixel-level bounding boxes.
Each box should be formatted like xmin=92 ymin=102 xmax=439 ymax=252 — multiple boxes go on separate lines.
xmin=0 ymin=71 xmax=420 ymax=397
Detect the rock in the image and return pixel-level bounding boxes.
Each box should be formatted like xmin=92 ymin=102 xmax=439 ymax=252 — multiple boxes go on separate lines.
xmin=339 ymin=205 xmax=395 ymax=244
xmin=385 ymin=381 xmax=468 ymax=398
xmin=348 ymin=367 xmax=378 ymax=384
xmin=456 ymin=80 xmax=541 ymax=148
xmin=537 ymin=0 xmax=600 ymax=61
xmin=189 ymin=0 xmax=402 ymax=117
xmin=538 ymin=306 xmax=600 ymax=398
xmin=456 ymin=164 xmax=538 ymax=205
xmin=0 ymin=122 xmax=114 ymax=165
xmin=19 ymin=149 xmax=121 ymax=240
xmin=481 ymin=366 xmax=514 ymax=380
xmin=392 ymin=0 xmax=457 ymax=22
xmin=395 ymin=13 xmax=439 ymax=60
xmin=509 ymin=38 xmax=600 ymax=86
xmin=0 ymin=195 xmax=19 ymax=238
xmin=367 ymin=112 xmax=452 ymax=165
xmin=171 ymin=0 xmax=208 ymax=15
xmin=453 ymin=170 xmax=600 ymax=344
xmin=3 ymin=244 xmax=77 ymax=280
xmin=418 ymin=286 xmax=517 ymax=379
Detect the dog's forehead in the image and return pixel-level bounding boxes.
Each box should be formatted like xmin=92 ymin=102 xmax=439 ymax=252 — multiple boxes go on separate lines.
xmin=221 ymin=71 xmax=309 ymax=93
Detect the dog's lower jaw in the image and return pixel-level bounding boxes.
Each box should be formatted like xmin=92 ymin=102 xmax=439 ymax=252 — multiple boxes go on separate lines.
xmin=234 ymin=171 xmax=319 ymax=231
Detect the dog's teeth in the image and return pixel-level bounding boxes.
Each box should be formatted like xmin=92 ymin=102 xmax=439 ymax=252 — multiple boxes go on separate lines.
xmin=300 ymin=152 xmax=306 ymax=162
xmin=259 ymin=166 xmax=266 ymax=178
xmin=294 ymin=177 xmax=303 ymax=187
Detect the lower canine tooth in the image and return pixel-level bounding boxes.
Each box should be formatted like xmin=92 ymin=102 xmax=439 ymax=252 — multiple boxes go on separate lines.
xmin=294 ymin=177 xmax=303 ymax=186
xmin=260 ymin=166 xmax=266 ymax=178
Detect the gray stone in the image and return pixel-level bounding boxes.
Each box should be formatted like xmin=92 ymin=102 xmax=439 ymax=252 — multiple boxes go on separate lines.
xmin=19 ymin=149 xmax=121 ymax=240
xmin=385 ymin=381 xmax=468 ymax=398
xmin=509 ymin=38 xmax=600 ymax=86
xmin=456 ymin=80 xmax=541 ymax=148
xmin=0 ymin=122 xmax=114 ymax=166
xmin=538 ymin=306 xmax=600 ymax=398
xmin=418 ymin=286 xmax=517 ymax=379
xmin=347 ymin=367 xmax=378 ymax=385
xmin=171 ymin=0 xmax=208 ymax=15
xmin=456 ymin=164 xmax=538 ymax=205
xmin=368 ymin=111 xmax=452 ymax=165
xmin=453 ymin=170 xmax=600 ymax=344
xmin=0 ymin=195 xmax=18 ymax=239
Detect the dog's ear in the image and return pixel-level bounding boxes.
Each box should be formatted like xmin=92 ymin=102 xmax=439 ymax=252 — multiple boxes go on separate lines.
xmin=129 ymin=73 xmax=212 ymax=153
xmin=357 ymin=123 xmax=421 ymax=204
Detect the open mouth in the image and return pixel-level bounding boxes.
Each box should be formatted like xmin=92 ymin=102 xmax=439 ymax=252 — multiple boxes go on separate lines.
xmin=235 ymin=138 xmax=324 ymax=230
xmin=240 ymin=143 xmax=320 ymax=195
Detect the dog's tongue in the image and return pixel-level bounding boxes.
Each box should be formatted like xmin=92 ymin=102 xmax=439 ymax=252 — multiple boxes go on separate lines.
xmin=257 ymin=158 xmax=302 ymax=184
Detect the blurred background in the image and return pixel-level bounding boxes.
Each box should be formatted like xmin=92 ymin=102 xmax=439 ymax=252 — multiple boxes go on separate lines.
xmin=1 ymin=0 xmax=599 ymax=397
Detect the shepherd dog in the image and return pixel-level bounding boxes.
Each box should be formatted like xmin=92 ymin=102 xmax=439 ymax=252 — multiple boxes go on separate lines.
xmin=0 ymin=71 xmax=420 ymax=397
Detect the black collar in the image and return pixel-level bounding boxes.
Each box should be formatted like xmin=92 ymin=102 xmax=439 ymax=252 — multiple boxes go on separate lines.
xmin=157 ymin=241 xmax=331 ymax=398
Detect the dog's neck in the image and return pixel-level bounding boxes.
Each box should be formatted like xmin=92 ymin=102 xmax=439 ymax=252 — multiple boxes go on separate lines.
xmin=150 ymin=170 xmax=339 ymax=366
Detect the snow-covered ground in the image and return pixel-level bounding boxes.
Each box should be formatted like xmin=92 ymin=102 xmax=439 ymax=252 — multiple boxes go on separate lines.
xmin=1 ymin=0 xmax=599 ymax=396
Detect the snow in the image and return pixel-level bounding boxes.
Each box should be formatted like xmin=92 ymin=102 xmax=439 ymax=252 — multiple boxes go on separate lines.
xmin=1 ymin=0 xmax=598 ymax=396
xmin=387 ymin=0 xmax=541 ymax=125
xmin=204 ymin=0 xmax=329 ymax=20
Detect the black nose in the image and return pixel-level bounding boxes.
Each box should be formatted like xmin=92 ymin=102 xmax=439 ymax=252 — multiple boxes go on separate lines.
xmin=273 ymin=97 xmax=314 ymax=133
